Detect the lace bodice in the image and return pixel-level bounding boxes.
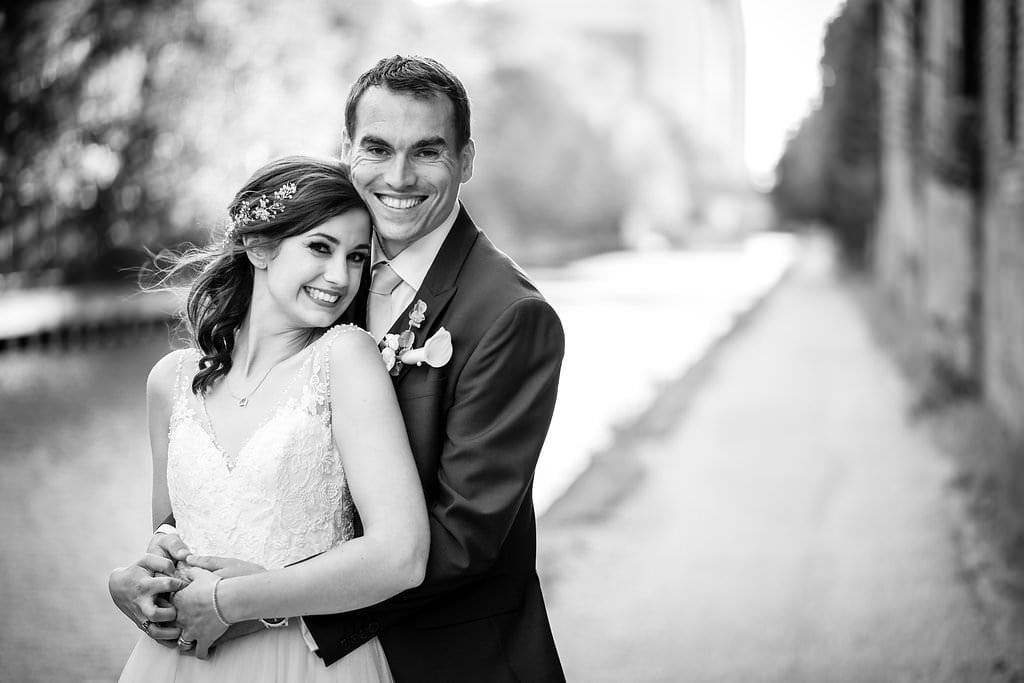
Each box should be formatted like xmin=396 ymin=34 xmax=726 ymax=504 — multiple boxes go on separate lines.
xmin=165 ymin=325 xmax=366 ymax=569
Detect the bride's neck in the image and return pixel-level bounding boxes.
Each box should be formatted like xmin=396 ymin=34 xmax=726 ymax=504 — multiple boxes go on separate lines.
xmin=233 ymin=313 xmax=313 ymax=378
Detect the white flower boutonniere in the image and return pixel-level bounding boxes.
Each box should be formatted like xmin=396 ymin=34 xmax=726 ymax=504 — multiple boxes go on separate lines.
xmin=379 ymin=300 xmax=453 ymax=376
xmin=400 ymin=327 xmax=453 ymax=368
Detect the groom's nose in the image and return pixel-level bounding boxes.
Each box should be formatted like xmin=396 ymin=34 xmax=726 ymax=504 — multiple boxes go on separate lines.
xmin=383 ymin=153 xmax=415 ymax=189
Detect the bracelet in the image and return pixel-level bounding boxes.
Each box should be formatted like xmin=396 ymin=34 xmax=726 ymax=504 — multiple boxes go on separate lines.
xmin=211 ymin=578 xmax=232 ymax=628
xmin=260 ymin=617 xmax=290 ymax=629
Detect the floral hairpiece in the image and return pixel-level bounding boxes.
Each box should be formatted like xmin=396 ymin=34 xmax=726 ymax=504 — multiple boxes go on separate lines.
xmin=224 ymin=181 xmax=298 ymax=243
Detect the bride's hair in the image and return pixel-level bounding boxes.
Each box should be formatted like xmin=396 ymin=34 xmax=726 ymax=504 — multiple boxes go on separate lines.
xmin=150 ymin=155 xmax=368 ymax=395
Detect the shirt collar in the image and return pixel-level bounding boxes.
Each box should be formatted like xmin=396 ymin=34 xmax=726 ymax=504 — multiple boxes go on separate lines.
xmin=370 ymin=202 xmax=460 ymax=291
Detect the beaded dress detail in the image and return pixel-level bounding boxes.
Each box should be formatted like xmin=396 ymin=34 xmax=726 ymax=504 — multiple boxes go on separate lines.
xmin=119 ymin=324 xmax=394 ymax=683
xmin=166 ymin=325 xmax=358 ymax=569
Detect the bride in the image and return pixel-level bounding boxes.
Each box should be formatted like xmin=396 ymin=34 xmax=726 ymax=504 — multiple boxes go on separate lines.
xmin=116 ymin=155 xmax=428 ymax=682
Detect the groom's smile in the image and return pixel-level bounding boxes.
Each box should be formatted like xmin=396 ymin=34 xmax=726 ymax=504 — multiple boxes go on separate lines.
xmin=376 ymin=194 xmax=427 ymax=210
xmin=344 ymin=86 xmax=474 ymax=257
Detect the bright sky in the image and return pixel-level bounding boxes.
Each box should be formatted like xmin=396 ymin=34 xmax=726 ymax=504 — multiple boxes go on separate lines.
xmin=741 ymin=0 xmax=848 ymax=185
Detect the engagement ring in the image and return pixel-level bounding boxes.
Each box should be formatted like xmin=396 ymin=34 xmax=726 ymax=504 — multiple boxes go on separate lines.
xmin=140 ymin=620 xmax=151 ymax=634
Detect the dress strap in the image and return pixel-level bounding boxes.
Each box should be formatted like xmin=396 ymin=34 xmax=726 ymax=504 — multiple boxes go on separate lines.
xmin=169 ymin=348 xmax=198 ymax=430
xmin=307 ymin=324 xmax=374 ymax=417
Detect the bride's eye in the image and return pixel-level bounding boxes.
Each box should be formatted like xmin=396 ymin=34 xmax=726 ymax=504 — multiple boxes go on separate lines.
xmin=308 ymin=241 xmax=331 ymax=255
xmin=349 ymin=252 xmax=367 ymax=264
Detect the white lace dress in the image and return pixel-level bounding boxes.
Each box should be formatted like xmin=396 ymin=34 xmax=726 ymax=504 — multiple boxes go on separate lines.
xmin=119 ymin=325 xmax=393 ymax=683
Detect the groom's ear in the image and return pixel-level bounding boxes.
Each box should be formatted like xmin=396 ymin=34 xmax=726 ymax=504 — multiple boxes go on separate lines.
xmin=341 ymin=129 xmax=353 ymax=162
xmin=459 ymin=139 xmax=475 ymax=183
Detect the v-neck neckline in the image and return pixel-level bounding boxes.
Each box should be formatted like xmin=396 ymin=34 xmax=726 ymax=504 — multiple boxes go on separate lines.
xmin=197 ymin=344 xmax=315 ymax=470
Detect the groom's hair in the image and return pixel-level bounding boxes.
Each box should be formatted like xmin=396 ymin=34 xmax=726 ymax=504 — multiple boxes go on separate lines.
xmin=345 ymin=55 xmax=472 ymax=150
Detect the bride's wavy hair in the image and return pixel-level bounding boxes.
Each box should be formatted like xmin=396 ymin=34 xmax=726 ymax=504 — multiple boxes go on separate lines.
xmin=148 ymin=155 xmax=369 ymax=395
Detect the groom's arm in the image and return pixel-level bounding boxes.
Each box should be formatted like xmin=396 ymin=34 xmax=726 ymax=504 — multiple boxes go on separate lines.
xmin=305 ymin=296 xmax=564 ymax=664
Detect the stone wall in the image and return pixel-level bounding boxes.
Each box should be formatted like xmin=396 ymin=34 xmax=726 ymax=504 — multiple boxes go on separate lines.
xmin=875 ymin=0 xmax=981 ymax=381
xmin=870 ymin=0 xmax=1024 ymax=433
xmin=981 ymin=0 xmax=1024 ymax=432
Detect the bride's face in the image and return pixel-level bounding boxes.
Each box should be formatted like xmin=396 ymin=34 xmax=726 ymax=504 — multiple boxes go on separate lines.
xmin=254 ymin=209 xmax=371 ymax=329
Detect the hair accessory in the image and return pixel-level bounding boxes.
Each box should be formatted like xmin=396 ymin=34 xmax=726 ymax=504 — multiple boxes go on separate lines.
xmin=224 ymin=181 xmax=299 ymax=243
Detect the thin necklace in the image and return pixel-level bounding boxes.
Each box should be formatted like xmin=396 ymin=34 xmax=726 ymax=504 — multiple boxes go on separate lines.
xmin=227 ymin=356 xmax=289 ymax=408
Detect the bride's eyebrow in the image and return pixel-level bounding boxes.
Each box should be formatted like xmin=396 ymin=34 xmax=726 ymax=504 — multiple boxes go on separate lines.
xmin=307 ymin=233 xmax=339 ymax=243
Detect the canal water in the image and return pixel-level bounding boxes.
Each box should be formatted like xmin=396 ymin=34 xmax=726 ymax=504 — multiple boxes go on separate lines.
xmin=0 ymin=333 xmax=184 ymax=683
xmin=0 ymin=235 xmax=798 ymax=682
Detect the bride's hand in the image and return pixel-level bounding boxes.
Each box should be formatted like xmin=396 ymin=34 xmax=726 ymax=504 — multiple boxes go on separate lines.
xmin=171 ymin=566 xmax=229 ymax=661
xmin=186 ymin=554 xmax=266 ymax=579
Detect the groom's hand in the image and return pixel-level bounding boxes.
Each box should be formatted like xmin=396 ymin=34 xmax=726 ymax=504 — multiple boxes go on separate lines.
xmin=108 ymin=553 xmax=188 ymax=646
xmin=148 ymin=531 xmax=191 ymax=563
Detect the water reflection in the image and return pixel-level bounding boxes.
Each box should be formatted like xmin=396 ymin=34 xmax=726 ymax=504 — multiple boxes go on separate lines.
xmin=0 ymin=334 xmax=179 ymax=683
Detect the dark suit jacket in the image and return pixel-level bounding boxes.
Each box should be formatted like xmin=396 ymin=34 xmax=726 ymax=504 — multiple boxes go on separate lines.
xmin=304 ymin=206 xmax=567 ymax=682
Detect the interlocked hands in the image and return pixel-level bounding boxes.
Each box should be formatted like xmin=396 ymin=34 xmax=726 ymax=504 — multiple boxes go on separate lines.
xmin=109 ymin=533 xmax=266 ymax=660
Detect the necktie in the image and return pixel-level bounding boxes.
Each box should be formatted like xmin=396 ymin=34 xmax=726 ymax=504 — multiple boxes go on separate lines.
xmin=368 ymin=262 xmax=403 ymax=340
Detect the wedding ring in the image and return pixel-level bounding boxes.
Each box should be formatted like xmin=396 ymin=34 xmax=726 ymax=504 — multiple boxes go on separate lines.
xmin=177 ymin=637 xmax=196 ymax=650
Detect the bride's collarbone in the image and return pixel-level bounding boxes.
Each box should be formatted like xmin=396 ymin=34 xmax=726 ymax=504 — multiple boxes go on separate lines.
xmin=201 ymin=356 xmax=307 ymax=438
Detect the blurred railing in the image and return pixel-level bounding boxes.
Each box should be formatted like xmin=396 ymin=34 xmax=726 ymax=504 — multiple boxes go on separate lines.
xmin=0 ymin=285 xmax=177 ymax=352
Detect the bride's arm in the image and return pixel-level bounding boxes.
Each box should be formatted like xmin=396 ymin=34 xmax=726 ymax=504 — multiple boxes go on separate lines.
xmin=147 ymin=351 xmax=177 ymax=529
xmin=214 ymin=331 xmax=429 ymax=620
xmin=107 ymin=350 xmax=188 ymax=643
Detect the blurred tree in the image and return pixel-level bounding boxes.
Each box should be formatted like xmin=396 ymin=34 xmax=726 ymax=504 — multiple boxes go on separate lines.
xmin=1 ymin=0 xmax=649 ymax=286
xmin=466 ymin=64 xmax=626 ymax=264
xmin=1 ymin=0 xmax=211 ymax=283
xmin=771 ymin=0 xmax=880 ymax=267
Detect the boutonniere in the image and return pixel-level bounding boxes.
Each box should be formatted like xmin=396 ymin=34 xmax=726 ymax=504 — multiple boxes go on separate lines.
xmin=380 ymin=300 xmax=453 ymax=376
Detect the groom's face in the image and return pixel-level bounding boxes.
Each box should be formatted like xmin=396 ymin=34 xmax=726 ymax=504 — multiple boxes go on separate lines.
xmin=344 ymin=86 xmax=474 ymax=258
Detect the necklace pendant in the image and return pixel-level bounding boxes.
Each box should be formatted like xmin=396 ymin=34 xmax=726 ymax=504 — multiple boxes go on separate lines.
xmin=238 ymin=396 xmax=248 ymax=408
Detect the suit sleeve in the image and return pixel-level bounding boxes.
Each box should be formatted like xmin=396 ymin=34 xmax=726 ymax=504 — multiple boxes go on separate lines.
xmin=305 ymin=296 xmax=565 ymax=663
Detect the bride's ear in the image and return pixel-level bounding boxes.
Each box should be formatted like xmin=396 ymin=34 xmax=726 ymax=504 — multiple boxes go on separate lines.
xmin=243 ymin=238 xmax=269 ymax=270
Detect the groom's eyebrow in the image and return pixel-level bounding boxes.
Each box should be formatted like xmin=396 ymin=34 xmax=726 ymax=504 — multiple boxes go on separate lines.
xmin=413 ymin=136 xmax=447 ymax=148
xmin=359 ymin=135 xmax=392 ymax=148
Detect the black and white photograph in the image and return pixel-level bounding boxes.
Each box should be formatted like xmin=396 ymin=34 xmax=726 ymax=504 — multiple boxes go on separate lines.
xmin=1 ymin=0 xmax=1023 ymax=681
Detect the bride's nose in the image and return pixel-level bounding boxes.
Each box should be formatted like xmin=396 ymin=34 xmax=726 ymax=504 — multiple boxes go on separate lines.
xmin=323 ymin=256 xmax=349 ymax=286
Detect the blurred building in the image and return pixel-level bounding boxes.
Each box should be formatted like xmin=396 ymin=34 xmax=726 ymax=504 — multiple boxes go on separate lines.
xmin=865 ymin=0 xmax=1024 ymax=436
xmin=497 ymin=0 xmax=749 ymax=245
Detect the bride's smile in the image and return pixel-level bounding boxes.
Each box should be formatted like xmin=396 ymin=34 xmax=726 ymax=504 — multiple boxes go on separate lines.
xmin=252 ymin=210 xmax=372 ymax=330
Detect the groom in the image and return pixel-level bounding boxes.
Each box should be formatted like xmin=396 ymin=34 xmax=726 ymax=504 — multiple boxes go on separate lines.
xmin=111 ymin=55 xmax=566 ymax=682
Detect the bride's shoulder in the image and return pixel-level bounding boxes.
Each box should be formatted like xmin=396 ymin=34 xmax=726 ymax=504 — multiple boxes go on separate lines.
xmin=319 ymin=324 xmax=381 ymax=367
xmin=146 ymin=348 xmax=196 ymax=401
xmin=319 ymin=324 xmax=377 ymax=353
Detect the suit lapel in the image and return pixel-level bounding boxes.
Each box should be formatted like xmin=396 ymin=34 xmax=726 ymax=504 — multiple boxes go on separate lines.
xmin=388 ymin=205 xmax=479 ymax=386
